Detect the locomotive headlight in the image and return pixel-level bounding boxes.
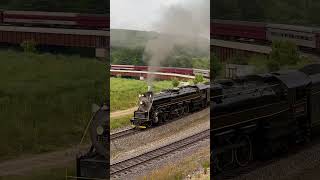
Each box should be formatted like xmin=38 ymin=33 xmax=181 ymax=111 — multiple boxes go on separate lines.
xmin=96 ymin=126 xmax=104 ymax=135
xmin=140 ymin=101 xmax=143 ymax=105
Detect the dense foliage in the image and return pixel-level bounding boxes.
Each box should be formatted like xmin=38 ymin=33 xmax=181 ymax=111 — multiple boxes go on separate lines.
xmin=247 ymin=41 xmax=313 ymax=73
xmin=0 ymin=0 xmax=108 ymax=13
xmin=212 ymin=0 xmax=320 ymax=26
xmin=111 ymin=29 xmax=210 ymax=69
xmin=111 ymin=46 xmax=209 ymax=69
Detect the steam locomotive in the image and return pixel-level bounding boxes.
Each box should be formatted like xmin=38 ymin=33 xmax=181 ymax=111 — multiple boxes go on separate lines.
xmin=212 ymin=64 xmax=320 ymax=172
xmin=131 ymin=84 xmax=210 ymax=128
xmin=76 ymin=104 xmax=109 ymax=179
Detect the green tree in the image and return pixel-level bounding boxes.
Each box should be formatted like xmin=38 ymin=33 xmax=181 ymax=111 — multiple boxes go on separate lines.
xmin=270 ymin=40 xmax=300 ymax=66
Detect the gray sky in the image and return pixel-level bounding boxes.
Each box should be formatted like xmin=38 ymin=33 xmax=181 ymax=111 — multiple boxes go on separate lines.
xmin=111 ymin=0 xmax=205 ymax=31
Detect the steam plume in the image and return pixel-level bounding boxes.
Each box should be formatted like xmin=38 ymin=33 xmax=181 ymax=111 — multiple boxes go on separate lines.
xmin=144 ymin=0 xmax=209 ymax=87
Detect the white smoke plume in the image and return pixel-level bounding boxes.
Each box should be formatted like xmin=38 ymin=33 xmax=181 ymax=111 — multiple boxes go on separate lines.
xmin=144 ymin=0 xmax=210 ymax=88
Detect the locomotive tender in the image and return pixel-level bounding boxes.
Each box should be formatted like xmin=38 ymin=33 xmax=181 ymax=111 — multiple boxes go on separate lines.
xmin=131 ymin=83 xmax=210 ymax=128
xmin=212 ymin=64 xmax=320 ymax=171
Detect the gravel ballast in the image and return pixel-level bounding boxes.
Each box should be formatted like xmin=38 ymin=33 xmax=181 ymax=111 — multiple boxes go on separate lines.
xmin=111 ymin=108 xmax=209 ymax=163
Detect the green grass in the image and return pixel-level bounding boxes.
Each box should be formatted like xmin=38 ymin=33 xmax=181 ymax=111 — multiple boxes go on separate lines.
xmin=110 ymin=78 xmax=173 ymax=112
xmin=110 ymin=114 xmax=133 ymax=130
xmin=0 ymin=50 xmax=106 ymax=160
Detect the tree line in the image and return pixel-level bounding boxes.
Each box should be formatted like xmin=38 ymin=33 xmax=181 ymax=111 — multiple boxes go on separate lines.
xmin=111 ymin=46 xmax=210 ymax=69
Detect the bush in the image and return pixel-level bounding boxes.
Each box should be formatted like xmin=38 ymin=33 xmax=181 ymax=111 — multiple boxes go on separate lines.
xmin=172 ymin=78 xmax=180 ymax=87
xmin=193 ymin=74 xmax=204 ymax=84
xmin=20 ymin=40 xmax=37 ymax=53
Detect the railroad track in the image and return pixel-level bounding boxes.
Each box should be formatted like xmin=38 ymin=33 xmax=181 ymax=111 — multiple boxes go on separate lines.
xmin=110 ymin=129 xmax=210 ymax=178
xmin=110 ymin=108 xmax=209 ymax=141
xmin=110 ymin=128 xmax=138 ymax=141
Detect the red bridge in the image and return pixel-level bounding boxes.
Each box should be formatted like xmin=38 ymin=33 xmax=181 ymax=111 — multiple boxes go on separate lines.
xmin=111 ymin=65 xmax=209 ymax=80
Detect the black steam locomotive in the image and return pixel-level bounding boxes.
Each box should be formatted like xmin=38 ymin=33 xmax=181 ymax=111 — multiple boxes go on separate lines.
xmin=76 ymin=104 xmax=109 ymax=179
xmin=131 ymin=83 xmax=210 ymax=128
xmin=212 ymin=64 xmax=320 ymax=172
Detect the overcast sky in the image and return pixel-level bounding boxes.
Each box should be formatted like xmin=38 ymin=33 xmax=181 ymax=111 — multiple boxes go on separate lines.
xmin=111 ymin=0 xmax=206 ymax=32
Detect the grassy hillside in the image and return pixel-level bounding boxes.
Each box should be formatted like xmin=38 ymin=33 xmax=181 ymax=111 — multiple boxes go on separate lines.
xmin=0 ymin=50 xmax=106 ymax=160
xmin=110 ymin=78 xmax=172 ymax=112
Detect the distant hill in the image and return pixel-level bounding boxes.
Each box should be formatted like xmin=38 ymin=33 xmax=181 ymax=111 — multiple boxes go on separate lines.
xmin=111 ymin=29 xmax=158 ymax=48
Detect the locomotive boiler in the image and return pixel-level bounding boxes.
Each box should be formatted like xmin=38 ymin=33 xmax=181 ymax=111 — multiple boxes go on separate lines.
xmin=211 ymin=64 xmax=320 ymax=172
xmin=131 ymin=83 xmax=210 ymax=128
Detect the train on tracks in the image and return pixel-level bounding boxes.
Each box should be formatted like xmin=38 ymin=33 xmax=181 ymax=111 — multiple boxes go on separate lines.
xmin=211 ymin=19 xmax=320 ymax=51
xmin=76 ymin=104 xmax=109 ymax=179
xmin=0 ymin=10 xmax=108 ymax=29
xmin=111 ymin=64 xmax=210 ymax=78
xmin=211 ymin=64 xmax=320 ymax=172
xmin=131 ymin=83 xmax=210 ymax=128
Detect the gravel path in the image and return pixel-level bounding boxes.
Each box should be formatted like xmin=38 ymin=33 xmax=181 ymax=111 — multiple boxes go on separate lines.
xmin=111 ymin=108 xmax=209 ymax=163
xmin=0 ymin=145 xmax=89 ymax=176
xmin=111 ymin=107 xmax=137 ymax=118
xmin=233 ymin=141 xmax=320 ymax=180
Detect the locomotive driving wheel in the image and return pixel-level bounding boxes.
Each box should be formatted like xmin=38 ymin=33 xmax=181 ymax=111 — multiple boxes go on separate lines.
xmin=153 ymin=111 xmax=160 ymax=124
xmin=234 ymin=135 xmax=252 ymax=167
xmin=212 ymin=141 xmax=234 ymax=172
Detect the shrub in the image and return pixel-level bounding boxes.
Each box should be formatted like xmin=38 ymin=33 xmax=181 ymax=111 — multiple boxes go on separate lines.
xmin=193 ymin=74 xmax=204 ymax=84
xmin=20 ymin=40 xmax=38 ymax=53
xmin=172 ymin=78 xmax=179 ymax=87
